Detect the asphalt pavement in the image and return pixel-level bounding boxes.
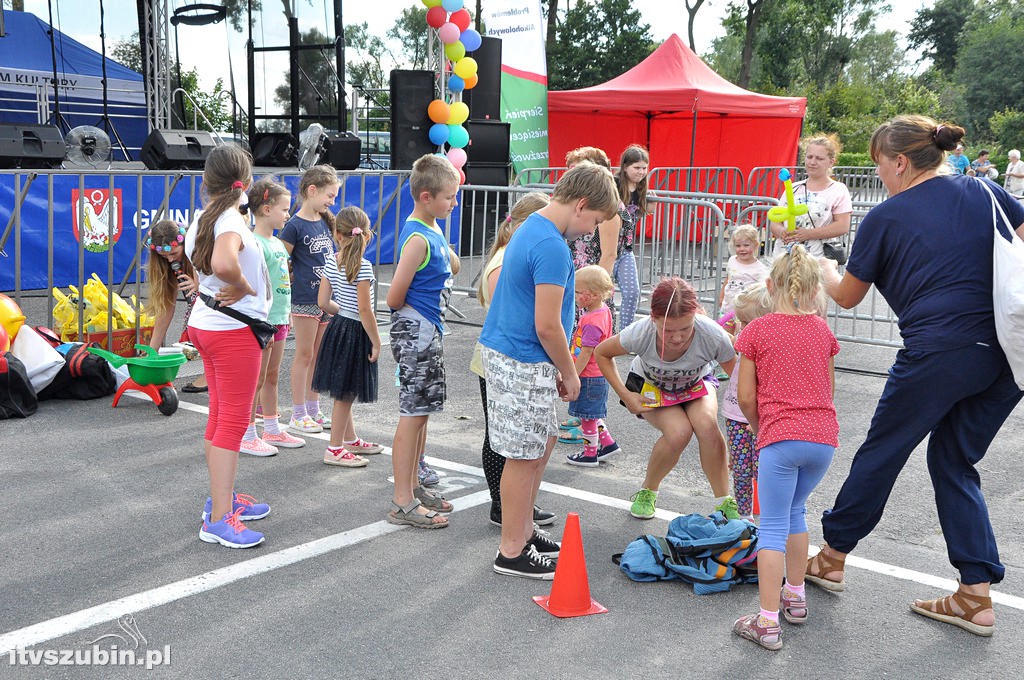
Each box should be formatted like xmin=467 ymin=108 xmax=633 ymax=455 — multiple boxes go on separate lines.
xmin=1 ymin=292 xmax=1022 ymax=678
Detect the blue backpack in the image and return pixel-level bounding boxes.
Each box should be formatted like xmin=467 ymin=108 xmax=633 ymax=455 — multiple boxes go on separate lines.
xmin=614 ymin=512 xmax=759 ymax=594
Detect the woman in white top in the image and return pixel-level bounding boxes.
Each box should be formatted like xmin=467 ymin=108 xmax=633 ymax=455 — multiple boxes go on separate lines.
xmin=185 ymin=144 xmax=272 ymax=549
xmin=1004 ymin=149 xmax=1024 ymax=198
xmin=770 ymin=134 xmax=853 ymax=259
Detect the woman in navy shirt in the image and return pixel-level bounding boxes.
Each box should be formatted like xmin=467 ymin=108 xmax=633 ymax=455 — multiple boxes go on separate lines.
xmin=806 ymin=116 xmax=1024 ymax=637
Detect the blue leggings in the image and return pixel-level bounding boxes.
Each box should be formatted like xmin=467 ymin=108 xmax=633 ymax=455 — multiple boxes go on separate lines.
xmin=613 ymin=250 xmax=639 ymax=329
xmin=822 ymin=343 xmax=1022 ymax=584
xmin=757 ymin=441 xmax=835 ymax=553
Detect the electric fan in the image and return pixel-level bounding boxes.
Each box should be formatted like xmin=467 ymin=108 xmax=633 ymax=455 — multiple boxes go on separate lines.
xmin=298 ymin=123 xmax=327 ymax=170
xmin=65 ymin=125 xmax=112 ymax=168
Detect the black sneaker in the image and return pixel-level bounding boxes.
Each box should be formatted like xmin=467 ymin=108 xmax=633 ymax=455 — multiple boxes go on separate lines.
xmin=493 ymin=545 xmax=556 ymax=580
xmin=489 ymin=503 xmax=557 ymax=527
xmin=597 ymin=441 xmax=621 ymax=461
xmin=527 ymin=527 xmax=561 ymax=557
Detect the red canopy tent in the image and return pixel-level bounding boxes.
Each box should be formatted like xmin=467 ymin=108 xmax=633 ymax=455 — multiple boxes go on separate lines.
xmin=547 ymin=34 xmax=807 ymax=180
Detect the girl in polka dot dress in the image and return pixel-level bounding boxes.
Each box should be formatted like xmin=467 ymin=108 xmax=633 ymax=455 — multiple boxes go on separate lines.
xmin=731 ymin=244 xmax=839 ymax=651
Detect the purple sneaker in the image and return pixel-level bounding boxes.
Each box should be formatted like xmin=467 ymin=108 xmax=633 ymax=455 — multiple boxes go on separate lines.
xmin=202 ymin=492 xmax=271 ymax=522
xmin=199 ymin=508 xmax=265 ymax=548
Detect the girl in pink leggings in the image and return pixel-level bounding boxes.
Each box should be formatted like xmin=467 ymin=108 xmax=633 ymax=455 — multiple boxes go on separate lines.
xmin=185 ymin=144 xmax=272 ymax=549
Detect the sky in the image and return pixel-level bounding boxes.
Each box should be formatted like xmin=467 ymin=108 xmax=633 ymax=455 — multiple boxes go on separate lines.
xmin=17 ymin=0 xmax=933 ymax=115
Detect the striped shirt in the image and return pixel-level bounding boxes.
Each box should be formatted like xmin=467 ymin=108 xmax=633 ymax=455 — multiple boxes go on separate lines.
xmin=322 ymin=255 xmax=375 ymax=321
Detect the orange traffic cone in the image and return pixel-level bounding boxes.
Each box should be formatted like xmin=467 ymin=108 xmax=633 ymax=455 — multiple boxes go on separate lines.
xmin=533 ymin=512 xmax=608 ymax=618
xmin=752 ymin=479 xmax=760 ymax=515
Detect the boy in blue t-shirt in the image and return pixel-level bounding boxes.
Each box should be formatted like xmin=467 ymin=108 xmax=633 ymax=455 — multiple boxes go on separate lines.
xmin=385 ymin=154 xmax=462 ymax=529
xmin=479 ymin=162 xmax=619 ymax=579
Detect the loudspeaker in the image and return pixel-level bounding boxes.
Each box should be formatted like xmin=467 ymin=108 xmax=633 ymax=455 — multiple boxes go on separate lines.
xmin=465 ymin=121 xmax=511 ymax=165
xmin=251 ymin=132 xmax=298 ymax=167
xmin=141 ymin=130 xmax=215 ymax=170
xmin=321 ymin=131 xmax=361 ymax=171
xmin=390 ymin=69 xmax=435 ymax=170
xmin=0 ymin=124 xmax=65 ymax=168
xmin=464 ymin=36 xmax=502 ymax=121
xmin=463 ymin=162 xmax=510 ymax=187
xmin=459 ymin=181 xmax=509 ymax=256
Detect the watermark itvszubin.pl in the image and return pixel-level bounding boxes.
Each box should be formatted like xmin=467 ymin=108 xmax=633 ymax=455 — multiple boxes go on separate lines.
xmin=6 ymin=614 xmax=170 ymax=670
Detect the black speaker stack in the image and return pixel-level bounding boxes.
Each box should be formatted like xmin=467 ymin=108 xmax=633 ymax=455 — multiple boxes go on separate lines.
xmin=0 ymin=123 xmax=65 ymax=169
xmin=389 ymin=70 xmax=436 ymax=170
xmin=319 ymin=131 xmax=362 ymax=171
xmin=141 ymin=130 xmax=216 ymax=170
xmin=251 ymin=132 xmax=299 ymax=168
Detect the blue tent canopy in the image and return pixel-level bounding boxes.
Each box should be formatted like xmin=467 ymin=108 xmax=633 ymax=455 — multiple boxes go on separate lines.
xmin=0 ymin=9 xmax=148 ymax=159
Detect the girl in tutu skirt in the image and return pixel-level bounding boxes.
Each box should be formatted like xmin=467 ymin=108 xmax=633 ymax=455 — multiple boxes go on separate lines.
xmin=313 ymin=206 xmax=383 ymax=467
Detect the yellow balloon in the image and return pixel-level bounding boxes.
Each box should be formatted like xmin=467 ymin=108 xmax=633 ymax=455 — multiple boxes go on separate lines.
xmin=447 ymin=101 xmax=469 ymax=125
xmin=453 ymin=57 xmax=478 ymax=80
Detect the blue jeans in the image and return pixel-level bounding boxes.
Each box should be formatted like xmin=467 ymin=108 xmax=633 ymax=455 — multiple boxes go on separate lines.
xmin=757 ymin=441 xmax=834 ymax=553
xmin=822 ymin=343 xmax=1022 ymax=584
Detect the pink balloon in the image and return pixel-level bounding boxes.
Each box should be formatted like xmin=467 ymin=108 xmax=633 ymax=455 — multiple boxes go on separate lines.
xmin=438 ymin=22 xmax=461 ymax=45
xmin=447 ymin=147 xmax=468 ymax=169
xmin=425 ymin=6 xmax=447 ymax=28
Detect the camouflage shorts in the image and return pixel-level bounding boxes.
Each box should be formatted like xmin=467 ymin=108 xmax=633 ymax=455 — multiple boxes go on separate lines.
xmin=480 ymin=346 xmax=558 ymax=460
xmin=390 ymin=314 xmax=445 ymax=416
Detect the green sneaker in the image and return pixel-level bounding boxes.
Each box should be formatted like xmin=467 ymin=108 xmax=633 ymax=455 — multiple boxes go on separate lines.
xmin=715 ymin=495 xmax=741 ymax=520
xmin=629 ymin=488 xmax=658 ymax=519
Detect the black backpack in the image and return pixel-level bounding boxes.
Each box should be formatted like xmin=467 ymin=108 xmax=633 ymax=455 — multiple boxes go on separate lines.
xmin=37 ymin=343 xmax=116 ymax=401
xmin=0 ymin=351 xmax=38 ymax=418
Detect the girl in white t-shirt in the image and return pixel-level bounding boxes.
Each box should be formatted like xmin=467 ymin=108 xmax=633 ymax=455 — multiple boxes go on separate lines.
xmin=186 ymin=144 xmax=272 ymax=549
xmin=596 ymin=277 xmax=739 ymax=521
xmin=719 ymin=224 xmax=769 ymax=327
xmin=770 ymin=135 xmax=853 ymax=260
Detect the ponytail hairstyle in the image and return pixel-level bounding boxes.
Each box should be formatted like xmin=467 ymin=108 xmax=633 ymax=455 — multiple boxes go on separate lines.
xmin=144 ymin=219 xmax=192 ymax=318
xmin=476 ymin=191 xmax=549 ymax=302
xmin=296 ymin=164 xmax=340 ymax=232
xmin=247 ymin=176 xmax=290 ymax=217
xmin=192 ymin=144 xmax=253 ymax=274
xmin=732 ymin=282 xmax=772 ymax=327
xmin=333 ymin=206 xmax=373 ymax=284
xmin=649 ymin=277 xmax=703 ymax=319
xmin=869 ymin=115 xmax=965 ymax=173
xmin=617 ymin=144 xmax=650 ymax=216
xmin=768 ymin=244 xmax=822 ymax=314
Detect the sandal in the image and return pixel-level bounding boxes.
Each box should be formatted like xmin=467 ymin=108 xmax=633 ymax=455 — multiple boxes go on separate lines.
xmin=557 ymin=427 xmax=585 ymax=445
xmin=386 ymin=499 xmax=448 ymax=529
xmin=805 ymin=546 xmax=846 ymax=592
xmin=910 ymin=589 xmax=994 ymax=637
xmin=559 ymin=417 xmax=581 ymax=431
xmin=780 ymin=587 xmax=808 ymax=624
xmin=414 ymin=486 xmax=453 ymax=513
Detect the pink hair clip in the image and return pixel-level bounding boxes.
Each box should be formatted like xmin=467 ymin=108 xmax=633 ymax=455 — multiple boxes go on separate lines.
xmin=232 ymin=181 xmax=245 ymax=189
xmin=351 ymin=227 xmax=363 ymax=235
xmin=933 ymin=124 xmax=945 ymax=140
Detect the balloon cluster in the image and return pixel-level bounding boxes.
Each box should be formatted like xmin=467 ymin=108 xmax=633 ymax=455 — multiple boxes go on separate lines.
xmin=423 ymin=0 xmax=482 ymax=184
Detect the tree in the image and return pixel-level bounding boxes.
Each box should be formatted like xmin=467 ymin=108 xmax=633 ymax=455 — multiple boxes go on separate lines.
xmin=907 ymin=0 xmax=973 ymax=74
xmin=111 ymin=34 xmax=231 ymax=131
xmin=953 ymin=9 xmax=1024 ymax=136
xmin=273 ymin=27 xmax=342 ymax=120
xmin=547 ymin=0 xmax=654 ymax=90
xmin=386 ymin=6 xmax=429 ymax=71
xmin=545 ymin=0 xmax=558 ymax=55
xmin=684 ymin=0 xmax=707 ymax=52
xmin=736 ymin=0 xmax=767 ymax=89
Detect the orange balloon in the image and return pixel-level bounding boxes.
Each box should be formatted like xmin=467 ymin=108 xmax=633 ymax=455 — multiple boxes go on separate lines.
xmin=427 ymin=99 xmax=450 ymax=125
xmin=464 ymin=73 xmax=479 ymax=90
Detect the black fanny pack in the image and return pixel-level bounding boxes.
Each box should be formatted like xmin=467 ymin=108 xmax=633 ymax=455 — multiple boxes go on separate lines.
xmin=199 ymin=292 xmax=276 ymax=349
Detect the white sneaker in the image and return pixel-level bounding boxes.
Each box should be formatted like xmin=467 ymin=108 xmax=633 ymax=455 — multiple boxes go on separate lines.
xmin=289 ymin=415 xmax=323 ymax=434
xmin=240 ymin=436 xmax=278 ymax=457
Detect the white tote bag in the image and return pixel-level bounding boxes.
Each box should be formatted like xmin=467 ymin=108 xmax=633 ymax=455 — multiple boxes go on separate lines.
xmin=980 ymin=178 xmax=1024 ymax=389
xmin=10 ymin=326 xmax=65 ymax=392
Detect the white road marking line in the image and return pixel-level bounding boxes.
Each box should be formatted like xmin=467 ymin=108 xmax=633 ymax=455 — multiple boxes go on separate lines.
xmin=11 ymin=397 xmax=1011 ymax=653
xmin=0 ymin=489 xmax=492 ymax=654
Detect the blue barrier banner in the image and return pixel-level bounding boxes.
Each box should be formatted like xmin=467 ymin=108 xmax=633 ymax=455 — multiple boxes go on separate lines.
xmin=1 ymin=172 xmax=462 ymax=291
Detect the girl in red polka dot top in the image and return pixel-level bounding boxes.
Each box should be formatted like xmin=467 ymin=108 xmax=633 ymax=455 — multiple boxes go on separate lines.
xmin=731 ymin=244 xmax=839 ymax=650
